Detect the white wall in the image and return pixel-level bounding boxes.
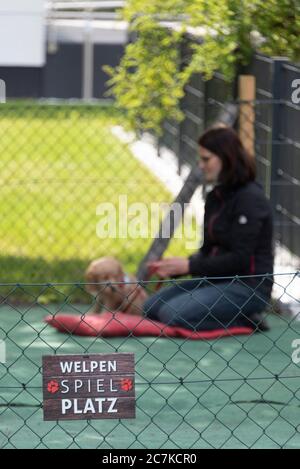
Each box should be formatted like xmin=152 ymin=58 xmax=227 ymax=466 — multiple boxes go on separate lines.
xmin=0 ymin=0 xmax=46 ymax=67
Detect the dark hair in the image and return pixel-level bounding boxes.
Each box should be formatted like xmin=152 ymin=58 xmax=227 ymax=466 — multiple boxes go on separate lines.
xmin=198 ymin=126 xmax=256 ymax=188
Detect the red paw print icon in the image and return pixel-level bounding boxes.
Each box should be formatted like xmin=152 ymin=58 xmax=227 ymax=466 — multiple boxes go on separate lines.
xmin=121 ymin=378 xmax=133 ymax=392
xmin=47 ymin=380 xmax=59 ymax=394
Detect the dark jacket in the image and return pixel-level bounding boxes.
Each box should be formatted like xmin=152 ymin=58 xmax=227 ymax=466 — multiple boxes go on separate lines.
xmin=188 ymin=181 xmax=274 ymax=298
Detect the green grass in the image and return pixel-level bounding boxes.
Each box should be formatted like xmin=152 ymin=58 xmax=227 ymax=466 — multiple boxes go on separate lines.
xmin=0 ymin=101 xmax=199 ymax=303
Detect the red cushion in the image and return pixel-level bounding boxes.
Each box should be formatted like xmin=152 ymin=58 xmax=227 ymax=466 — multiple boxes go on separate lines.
xmin=44 ymin=312 xmax=254 ymax=340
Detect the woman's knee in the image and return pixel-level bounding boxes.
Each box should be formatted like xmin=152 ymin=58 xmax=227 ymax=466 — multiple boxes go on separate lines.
xmin=143 ymin=294 xmax=160 ymax=320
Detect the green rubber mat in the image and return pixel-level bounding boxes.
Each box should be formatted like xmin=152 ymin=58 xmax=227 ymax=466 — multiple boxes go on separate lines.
xmin=1 ymin=304 xmax=300 ymax=448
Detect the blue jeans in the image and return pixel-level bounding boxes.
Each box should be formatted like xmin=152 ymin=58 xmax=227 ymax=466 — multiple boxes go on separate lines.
xmin=143 ymin=279 xmax=270 ymax=331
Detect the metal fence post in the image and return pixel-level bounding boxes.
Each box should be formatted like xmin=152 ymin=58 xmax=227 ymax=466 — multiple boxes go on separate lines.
xmin=82 ymin=13 xmax=94 ymax=100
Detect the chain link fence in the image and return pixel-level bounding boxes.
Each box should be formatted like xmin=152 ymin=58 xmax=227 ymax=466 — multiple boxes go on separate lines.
xmin=1 ymin=97 xmax=299 ymax=290
xmin=0 ymin=97 xmax=300 ymax=448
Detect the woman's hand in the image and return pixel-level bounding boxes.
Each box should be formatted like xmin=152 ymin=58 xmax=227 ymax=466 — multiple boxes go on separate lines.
xmin=147 ymin=257 xmax=189 ymax=279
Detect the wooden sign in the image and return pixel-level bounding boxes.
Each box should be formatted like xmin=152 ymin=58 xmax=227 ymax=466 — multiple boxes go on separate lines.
xmin=42 ymin=353 xmax=135 ymax=421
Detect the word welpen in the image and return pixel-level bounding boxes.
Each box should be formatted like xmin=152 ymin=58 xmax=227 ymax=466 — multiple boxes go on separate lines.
xmin=59 ymin=359 xmax=117 ymax=374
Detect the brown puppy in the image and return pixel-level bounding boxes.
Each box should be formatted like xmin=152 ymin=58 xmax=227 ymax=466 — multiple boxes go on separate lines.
xmin=85 ymin=256 xmax=148 ymax=315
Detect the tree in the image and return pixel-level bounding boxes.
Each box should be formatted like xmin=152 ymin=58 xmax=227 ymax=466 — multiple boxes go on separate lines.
xmin=104 ymin=0 xmax=300 ymax=135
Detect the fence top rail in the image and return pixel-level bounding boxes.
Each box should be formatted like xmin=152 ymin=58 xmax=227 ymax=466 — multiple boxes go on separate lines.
xmin=1 ymin=97 xmax=297 ymax=107
xmin=46 ymin=1 xmax=125 ymax=11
